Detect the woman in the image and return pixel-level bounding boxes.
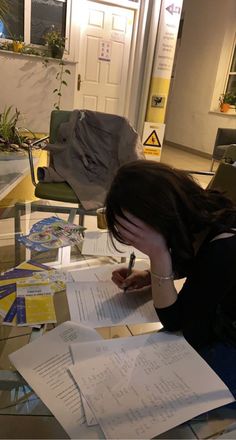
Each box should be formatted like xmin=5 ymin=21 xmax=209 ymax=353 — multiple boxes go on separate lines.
xmin=105 ymin=160 xmax=236 ymax=397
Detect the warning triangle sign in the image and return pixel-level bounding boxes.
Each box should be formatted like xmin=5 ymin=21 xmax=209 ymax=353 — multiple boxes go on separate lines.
xmin=143 ymin=130 xmax=161 ymax=147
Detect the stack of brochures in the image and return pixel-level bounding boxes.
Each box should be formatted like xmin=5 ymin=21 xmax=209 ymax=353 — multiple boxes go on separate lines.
xmin=0 ymin=261 xmax=66 ymax=326
xmin=17 ymin=216 xmax=85 ymax=252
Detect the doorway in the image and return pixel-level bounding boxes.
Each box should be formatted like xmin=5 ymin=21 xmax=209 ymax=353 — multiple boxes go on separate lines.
xmin=74 ymin=0 xmax=135 ymax=115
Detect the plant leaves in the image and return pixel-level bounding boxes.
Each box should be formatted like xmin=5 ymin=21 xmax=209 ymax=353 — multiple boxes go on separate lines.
xmin=62 ymin=80 xmax=67 ymax=86
xmin=65 ymin=69 xmax=71 ymax=74
xmin=53 ymin=88 xmax=58 ymax=93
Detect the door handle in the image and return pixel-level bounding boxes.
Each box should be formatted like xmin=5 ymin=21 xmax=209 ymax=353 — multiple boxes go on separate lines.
xmin=77 ymin=74 xmax=81 ymax=91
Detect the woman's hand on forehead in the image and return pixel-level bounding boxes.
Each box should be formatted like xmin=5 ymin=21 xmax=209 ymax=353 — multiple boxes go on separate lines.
xmin=115 ymin=211 xmax=168 ymax=258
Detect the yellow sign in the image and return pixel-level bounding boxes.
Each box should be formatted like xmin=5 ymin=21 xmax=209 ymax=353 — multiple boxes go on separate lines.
xmin=143 ymin=130 xmax=161 ymax=147
xmin=143 ymin=147 xmax=161 ymax=156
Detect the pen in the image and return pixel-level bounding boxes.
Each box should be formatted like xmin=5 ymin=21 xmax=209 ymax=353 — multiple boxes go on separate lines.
xmin=124 ymin=252 xmax=136 ymax=291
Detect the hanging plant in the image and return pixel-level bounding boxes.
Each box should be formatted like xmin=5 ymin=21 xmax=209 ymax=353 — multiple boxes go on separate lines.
xmin=53 ymin=60 xmax=71 ymax=110
xmin=42 ymin=58 xmax=71 ymax=110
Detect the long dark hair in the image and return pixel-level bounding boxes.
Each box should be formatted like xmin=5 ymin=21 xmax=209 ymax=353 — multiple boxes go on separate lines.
xmin=105 ymin=160 xmax=236 ymax=274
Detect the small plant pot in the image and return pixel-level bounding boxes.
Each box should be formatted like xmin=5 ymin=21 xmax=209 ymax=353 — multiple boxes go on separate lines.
xmin=50 ymin=46 xmax=64 ymax=59
xmin=12 ymin=41 xmax=24 ymax=53
xmin=220 ymin=103 xmax=230 ymax=113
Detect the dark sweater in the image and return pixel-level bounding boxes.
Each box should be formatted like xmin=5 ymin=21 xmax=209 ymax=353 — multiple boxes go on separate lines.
xmin=156 ymin=234 xmax=236 ymax=349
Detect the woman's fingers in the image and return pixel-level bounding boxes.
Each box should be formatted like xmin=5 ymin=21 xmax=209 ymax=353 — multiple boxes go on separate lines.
xmin=116 ymin=214 xmax=142 ymax=234
xmin=115 ymin=215 xmax=146 ymax=245
xmin=112 ymin=269 xmax=151 ymax=291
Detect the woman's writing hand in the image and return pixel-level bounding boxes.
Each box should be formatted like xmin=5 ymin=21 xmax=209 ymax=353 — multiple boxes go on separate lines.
xmin=112 ymin=268 xmax=151 ymax=291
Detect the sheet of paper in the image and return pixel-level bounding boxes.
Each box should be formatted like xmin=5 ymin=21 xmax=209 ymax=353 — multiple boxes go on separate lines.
xmin=69 ymin=333 xmax=234 ymax=439
xmin=80 ymin=394 xmax=98 ymax=426
xmin=66 ymin=281 xmax=158 ymax=327
xmin=82 ymin=230 xmax=148 ymax=258
xmin=9 ymin=321 xmax=104 ymax=439
xmin=69 ymin=260 xmax=150 ymax=282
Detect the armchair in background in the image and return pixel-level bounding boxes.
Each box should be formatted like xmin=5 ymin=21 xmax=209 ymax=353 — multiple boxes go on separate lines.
xmin=187 ymin=144 xmax=236 ymax=204
xmin=210 ymin=128 xmax=236 ymax=171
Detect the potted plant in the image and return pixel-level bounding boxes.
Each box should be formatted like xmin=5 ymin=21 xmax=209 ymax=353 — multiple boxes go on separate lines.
xmin=0 ymin=106 xmax=35 ymax=158
xmin=43 ymin=29 xmax=65 ymax=59
xmin=12 ymin=35 xmax=24 ymax=53
xmin=219 ymin=92 xmax=236 ymax=112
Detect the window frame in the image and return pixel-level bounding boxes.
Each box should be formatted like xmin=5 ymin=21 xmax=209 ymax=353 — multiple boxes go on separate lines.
xmin=211 ymin=30 xmax=236 ymax=114
xmin=225 ymin=36 xmax=236 ymax=95
xmin=0 ymin=0 xmax=71 ymax=51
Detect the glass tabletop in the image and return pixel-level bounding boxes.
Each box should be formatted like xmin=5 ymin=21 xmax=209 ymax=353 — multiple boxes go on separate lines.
xmin=0 ymin=222 xmax=236 ymax=439
xmin=0 ymin=221 xmax=137 ymax=436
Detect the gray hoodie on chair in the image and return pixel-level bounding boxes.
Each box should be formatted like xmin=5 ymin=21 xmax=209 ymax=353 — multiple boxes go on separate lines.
xmin=37 ymin=110 xmax=145 ymax=210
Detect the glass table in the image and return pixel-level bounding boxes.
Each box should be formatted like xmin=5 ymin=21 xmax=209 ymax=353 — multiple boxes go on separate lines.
xmin=0 ymin=230 xmax=236 ymax=439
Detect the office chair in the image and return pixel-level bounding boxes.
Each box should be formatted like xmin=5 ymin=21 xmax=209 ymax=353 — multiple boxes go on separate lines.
xmin=210 ymin=128 xmax=236 ymax=171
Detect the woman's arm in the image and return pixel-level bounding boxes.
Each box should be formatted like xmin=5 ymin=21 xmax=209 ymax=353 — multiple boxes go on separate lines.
xmin=116 ymin=212 xmax=178 ymax=308
xmin=150 ymin=250 xmax=177 ymax=309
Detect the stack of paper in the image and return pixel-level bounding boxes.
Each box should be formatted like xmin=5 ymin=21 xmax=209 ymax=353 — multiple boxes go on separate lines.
xmin=0 ymin=261 xmax=66 ymax=326
xmin=82 ymin=230 xmax=148 ymax=258
xmin=66 ymin=260 xmax=159 ymax=327
xmin=9 ymin=321 xmax=235 ymax=439
xmin=9 ymin=321 xmax=104 ymax=439
xmin=68 ymin=333 xmax=235 ymax=439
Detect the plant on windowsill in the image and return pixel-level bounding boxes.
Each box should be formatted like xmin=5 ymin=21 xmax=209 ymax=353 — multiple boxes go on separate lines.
xmin=219 ymin=92 xmax=236 ymax=113
xmin=0 ymin=106 xmax=35 ymax=159
xmin=12 ymin=35 xmax=24 ymax=53
xmin=43 ymin=28 xmax=65 ymax=59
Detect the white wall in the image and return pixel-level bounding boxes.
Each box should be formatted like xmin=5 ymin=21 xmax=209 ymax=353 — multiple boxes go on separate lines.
xmin=0 ymin=0 xmax=235 ymax=143
xmin=164 ymin=0 xmax=236 ymax=155
xmin=0 ymin=51 xmax=76 ymax=133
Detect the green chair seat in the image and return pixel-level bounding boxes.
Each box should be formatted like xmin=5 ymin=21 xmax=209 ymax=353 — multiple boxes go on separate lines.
xmin=35 ymin=182 xmax=79 ymax=204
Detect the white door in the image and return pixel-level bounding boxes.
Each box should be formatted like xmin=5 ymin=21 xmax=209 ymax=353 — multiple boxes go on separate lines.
xmin=75 ymin=1 xmax=134 ymax=115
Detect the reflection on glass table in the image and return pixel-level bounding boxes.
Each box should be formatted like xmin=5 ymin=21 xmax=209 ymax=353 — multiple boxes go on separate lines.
xmin=0 ymin=155 xmax=35 ymax=202
xmin=0 ymin=233 xmax=236 ymax=439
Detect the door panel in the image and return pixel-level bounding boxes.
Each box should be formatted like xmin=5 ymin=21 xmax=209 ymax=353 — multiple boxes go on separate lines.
xmin=75 ymin=1 xmax=134 ymax=115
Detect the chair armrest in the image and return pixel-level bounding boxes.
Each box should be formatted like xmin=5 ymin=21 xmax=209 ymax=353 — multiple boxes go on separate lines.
xmin=30 ymin=135 xmax=49 ymax=149
xmin=27 ymin=136 xmax=49 ymax=187
xmin=185 ymin=170 xmax=215 ymax=176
